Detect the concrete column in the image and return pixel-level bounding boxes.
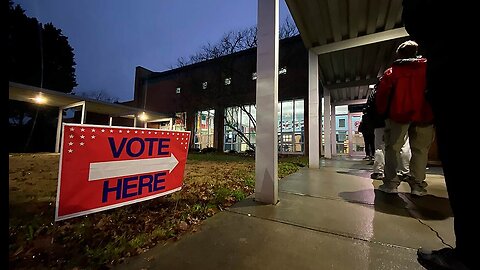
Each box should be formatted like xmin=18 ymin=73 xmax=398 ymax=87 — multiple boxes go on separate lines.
xmin=55 ymin=108 xmax=63 ymax=153
xmin=214 ymin=105 xmax=225 ymax=151
xmin=323 ymin=88 xmax=332 ymax=158
xmin=186 ymin=110 xmax=196 ymax=147
xmin=80 ymin=103 xmax=86 ymax=124
xmin=308 ymin=50 xmax=320 ymax=168
xmin=255 ymin=0 xmax=279 ymax=204
xmin=331 ymin=105 xmax=336 ymax=156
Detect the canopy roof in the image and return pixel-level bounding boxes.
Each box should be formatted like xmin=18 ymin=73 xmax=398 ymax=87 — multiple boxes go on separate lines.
xmin=9 ymin=82 xmax=170 ymax=121
xmin=286 ymin=0 xmax=409 ymax=102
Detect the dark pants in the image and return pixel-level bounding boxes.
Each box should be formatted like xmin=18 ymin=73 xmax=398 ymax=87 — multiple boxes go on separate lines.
xmin=363 ymin=133 xmax=375 ymax=157
xmin=431 ymin=92 xmax=474 ymax=266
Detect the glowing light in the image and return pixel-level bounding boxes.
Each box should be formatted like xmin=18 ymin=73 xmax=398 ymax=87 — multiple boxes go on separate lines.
xmin=138 ymin=112 xmax=148 ymax=121
xmin=31 ymin=94 xmax=47 ymax=104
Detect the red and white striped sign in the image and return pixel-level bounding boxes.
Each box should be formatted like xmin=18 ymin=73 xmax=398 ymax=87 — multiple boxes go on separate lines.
xmin=55 ymin=123 xmax=190 ymax=221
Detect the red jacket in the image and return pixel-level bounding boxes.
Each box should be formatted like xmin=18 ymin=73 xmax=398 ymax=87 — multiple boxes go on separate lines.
xmin=376 ymin=58 xmax=433 ymax=124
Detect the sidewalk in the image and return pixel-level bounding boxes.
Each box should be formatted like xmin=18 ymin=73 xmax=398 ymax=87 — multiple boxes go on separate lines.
xmin=115 ymin=159 xmax=451 ymax=270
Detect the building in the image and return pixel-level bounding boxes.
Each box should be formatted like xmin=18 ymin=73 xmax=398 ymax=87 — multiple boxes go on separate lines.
xmin=130 ymin=36 xmax=315 ymax=154
xmin=128 ymin=35 xmax=438 ymax=161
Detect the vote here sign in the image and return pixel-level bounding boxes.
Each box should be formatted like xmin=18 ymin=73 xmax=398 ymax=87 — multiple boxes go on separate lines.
xmin=55 ymin=123 xmax=190 ymax=221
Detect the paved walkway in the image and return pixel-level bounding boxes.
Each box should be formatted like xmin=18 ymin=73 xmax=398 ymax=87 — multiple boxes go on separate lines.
xmin=116 ymin=158 xmax=451 ymax=270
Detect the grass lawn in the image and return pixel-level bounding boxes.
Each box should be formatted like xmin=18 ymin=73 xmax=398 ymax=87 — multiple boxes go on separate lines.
xmin=9 ymin=152 xmax=308 ymax=269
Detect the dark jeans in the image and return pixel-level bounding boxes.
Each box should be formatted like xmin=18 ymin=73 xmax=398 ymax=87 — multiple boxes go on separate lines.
xmin=363 ymin=133 xmax=375 ymax=157
xmin=431 ymin=94 xmax=474 ymax=267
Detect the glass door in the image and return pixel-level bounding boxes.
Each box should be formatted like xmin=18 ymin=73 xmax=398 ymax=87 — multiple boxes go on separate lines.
xmin=349 ymin=113 xmax=365 ymax=156
xmin=335 ymin=115 xmax=349 ymax=155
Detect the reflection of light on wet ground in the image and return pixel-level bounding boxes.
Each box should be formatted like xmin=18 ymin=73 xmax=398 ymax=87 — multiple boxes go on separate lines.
xmin=339 ymin=190 xmax=376 ymax=270
xmin=336 ymin=169 xmax=373 ymax=180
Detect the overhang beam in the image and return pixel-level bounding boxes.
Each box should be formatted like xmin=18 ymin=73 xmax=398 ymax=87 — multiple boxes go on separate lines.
xmin=312 ymin=28 xmax=408 ymax=55
xmin=327 ymin=78 xmax=378 ymax=89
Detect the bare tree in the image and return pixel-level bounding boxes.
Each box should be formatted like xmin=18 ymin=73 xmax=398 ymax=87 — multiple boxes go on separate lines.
xmin=241 ymin=105 xmax=256 ymax=131
xmin=176 ymin=17 xmax=297 ymax=67
xmin=174 ymin=16 xmax=298 ymax=152
xmin=279 ymin=16 xmax=299 ymax=39
xmin=77 ymin=90 xmax=119 ymax=103
xmin=224 ymin=105 xmax=257 ymax=150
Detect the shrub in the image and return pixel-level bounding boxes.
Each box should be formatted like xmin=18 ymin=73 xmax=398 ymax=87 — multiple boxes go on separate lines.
xmin=214 ymin=187 xmax=231 ymax=204
xmin=189 ymin=147 xmax=201 ymax=153
xmin=244 ymin=149 xmax=255 ymax=156
xmin=231 ymin=190 xmax=246 ymax=201
xmin=201 ymin=147 xmax=217 ymax=153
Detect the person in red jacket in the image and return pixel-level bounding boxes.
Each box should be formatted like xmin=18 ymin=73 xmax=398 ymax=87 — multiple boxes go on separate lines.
xmin=375 ymin=40 xmax=434 ymax=196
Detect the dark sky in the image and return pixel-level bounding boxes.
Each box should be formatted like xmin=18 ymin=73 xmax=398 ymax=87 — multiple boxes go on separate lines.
xmin=14 ymin=0 xmax=292 ymax=102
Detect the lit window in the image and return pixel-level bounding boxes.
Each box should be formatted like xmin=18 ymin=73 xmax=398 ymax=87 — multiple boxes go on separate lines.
xmin=176 ymin=87 xmax=181 ymax=94
xmin=224 ymin=77 xmax=231 ymax=85
xmin=279 ymin=67 xmax=287 ymax=75
xmin=278 ymin=99 xmax=305 ymax=153
xmin=202 ymin=81 xmax=208 ymax=89
xmin=252 ymin=72 xmax=257 ymax=80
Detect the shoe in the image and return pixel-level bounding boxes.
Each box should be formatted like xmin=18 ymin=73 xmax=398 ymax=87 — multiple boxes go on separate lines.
xmin=378 ymin=183 xmax=398 ymax=194
xmin=397 ymin=173 xmax=410 ymax=182
xmin=370 ymin=173 xmax=384 ymax=180
xmin=402 ymin=175 xmax=429 ymax=188
xmin=362 ymin=156 xmax=370 ymax=160
xmin=417 ymin=247 xmax=471 ymax=270
xmin=410 ymin=185 xmax=428 ymax=196
xmin=418 ymin=181 xmax=428 ymax=188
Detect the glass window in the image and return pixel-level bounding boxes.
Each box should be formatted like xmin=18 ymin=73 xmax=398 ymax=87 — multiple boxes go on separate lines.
xmin=249 ymin=106 xmax=256 ymax=133
xmin=158 ymin=120 xmax=171 ymax=130
xmin=295 ymin=143 xmax=304 ymax=152
xmin=223 ymin=100 xmax=304 ymax=154
xmin=335 ymin=105 xmax=348 ymax=115
xmin=241 ymin=108 xmax=250 ymax=133
xmin=277 ymin=102 xmax=282 ymax=132
xmin=335 ymin=130 xmax=349 ymax=155
xmin=194 ymin=110 xmax=215 ymax=149
xmin=249 ymin=133 xmax=256 ymax=144
xmin=336 ymin=115 xmax=348 ymax=131
xmin=240 ymin=143 xmax=249 ymax=152
xmin=294 ymin=100 xmax=304 ymax=133
xmin=278 ymin=99 xmax=305 ymax=153
xmin=282 ymin=101 xmax=293 ymax=133
xmin=174 ymin=112 xmax=186 ymax=131
xmin=224 ymin=104 xmax=255 ymax=152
